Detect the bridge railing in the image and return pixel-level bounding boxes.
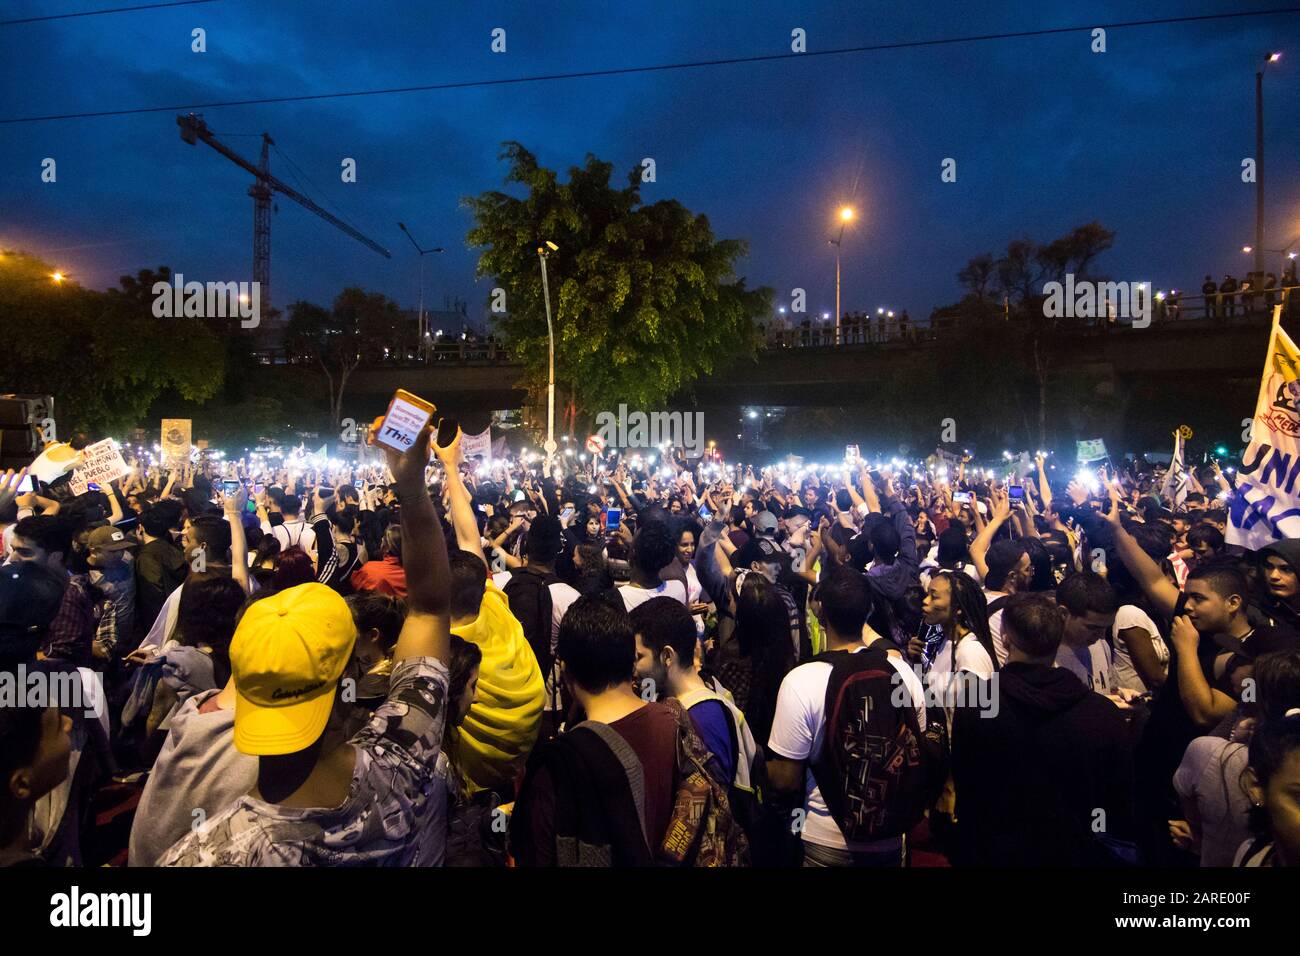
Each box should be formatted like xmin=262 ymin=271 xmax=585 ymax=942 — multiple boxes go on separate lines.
xmin=761 ymin=285 xmax=1300 ymax=349
xmin=252 ymin=286 xmax=1300 ymax=365
xmin=253 ymin=340 xmax=513 ymax=366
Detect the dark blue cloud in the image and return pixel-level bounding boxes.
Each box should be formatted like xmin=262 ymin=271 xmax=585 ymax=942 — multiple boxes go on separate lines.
xmin=3 ymin=0 xmax=1298 ymax=325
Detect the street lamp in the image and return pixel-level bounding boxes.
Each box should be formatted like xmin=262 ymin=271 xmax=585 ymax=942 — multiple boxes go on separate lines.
xmin=398 ymin=223 xmax=444 ymax=360
xmin=537 ymin=240 xmax=559 ymax=468
xmin=1255 ymin=52 xmax=1282 ymax=277
xmin=828 ymin=205 xmax=855 ymax=343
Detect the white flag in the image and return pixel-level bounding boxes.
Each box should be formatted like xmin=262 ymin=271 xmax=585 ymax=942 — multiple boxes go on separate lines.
xmin=1159 ymin=431 xmax=1188 ymax=509
xmin=1226 ymin=306 xmax=1300 ymax=548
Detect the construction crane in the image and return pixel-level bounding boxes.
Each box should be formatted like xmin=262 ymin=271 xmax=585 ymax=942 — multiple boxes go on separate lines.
xmin=177 ymin=112 xmax=391 ymax=315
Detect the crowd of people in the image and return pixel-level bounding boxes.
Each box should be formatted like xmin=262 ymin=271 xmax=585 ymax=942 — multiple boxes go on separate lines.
xmin=1200 ymin=262 xmax=1299 ymax=321
xmin=1 ymin=421 xmax=1298 ymax=869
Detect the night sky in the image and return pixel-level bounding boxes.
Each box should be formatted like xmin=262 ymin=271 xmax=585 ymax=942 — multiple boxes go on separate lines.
xmin=3 ymin=1 xmax=1299 ymax=328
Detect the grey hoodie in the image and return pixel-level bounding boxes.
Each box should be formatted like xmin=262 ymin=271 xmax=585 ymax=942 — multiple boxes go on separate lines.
xmin=128 ymin=689 xmax=256 ymax=867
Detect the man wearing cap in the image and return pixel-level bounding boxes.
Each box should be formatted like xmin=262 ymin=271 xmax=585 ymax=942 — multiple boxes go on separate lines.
xmin=86 ymin=525 xmax=136 ymax=663
xmin=160 ymin=420 xmax=452 ymax=866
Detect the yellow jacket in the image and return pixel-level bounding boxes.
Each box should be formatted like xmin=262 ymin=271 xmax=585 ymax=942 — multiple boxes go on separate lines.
xmin=449 ymin=582 xmax=544 ymax=794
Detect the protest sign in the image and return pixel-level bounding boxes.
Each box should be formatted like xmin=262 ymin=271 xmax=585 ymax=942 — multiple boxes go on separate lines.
xmin=161 ymin=419 xmax=192 ymax=466
xmin=1076 ymin=438 xmax=1108 ymax=463
xmin=461 ymin=427 xmax=492 ymax=460
xmin=69 ymin=439 xmax=129 ymax=495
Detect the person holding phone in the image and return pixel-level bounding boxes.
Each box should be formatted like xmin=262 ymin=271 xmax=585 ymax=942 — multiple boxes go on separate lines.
xmin=160 ymin=417 xmax=453 ymax=867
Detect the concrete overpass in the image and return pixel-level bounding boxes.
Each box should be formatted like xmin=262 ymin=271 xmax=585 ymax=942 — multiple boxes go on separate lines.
xmin=260 ymin=315 xmax=1271 ymax=412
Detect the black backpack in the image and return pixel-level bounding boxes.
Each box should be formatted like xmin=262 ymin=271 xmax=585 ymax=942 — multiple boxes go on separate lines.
xmin=503 ymin=566 xmax=556 ymax=678
xmin=808 ymin=647 xmax=943 ymax=842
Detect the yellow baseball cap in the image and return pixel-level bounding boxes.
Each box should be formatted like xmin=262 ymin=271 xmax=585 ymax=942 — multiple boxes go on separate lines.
xmin=230 ymin=582 xmax=358 ymax=755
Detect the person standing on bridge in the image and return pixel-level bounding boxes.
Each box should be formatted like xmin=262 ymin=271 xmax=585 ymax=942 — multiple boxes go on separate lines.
xmin=1220 ymin=274 xmax=1238 ymax=320
xmin=1202 ymin=275 xmax=1218 ymax=320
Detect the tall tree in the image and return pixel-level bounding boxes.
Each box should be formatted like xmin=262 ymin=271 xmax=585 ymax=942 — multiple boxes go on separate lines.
xmin=284 ymin=287 xmax=405 ymax=428
xmin=934 ymin=223 xmax=1117 ymax=448
xmin=464 ymin=143 xmax=771 ymax=427
xmin=0 ymin=253 xmax=224 ymax=435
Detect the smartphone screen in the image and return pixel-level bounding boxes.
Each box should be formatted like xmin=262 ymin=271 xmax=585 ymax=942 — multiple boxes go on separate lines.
xmin=560 ymin=506 xmax=575 ymax=522
xmin=698 ymin=505 xmax=713 ymax=521
xmin=1008 ymin=485 xmax=1025 ymax=501
xmin=376 ymin=389 xmax=435 ymax=453
xmin=253 ymin=483 xmax=265 ymax=495
xmin=605 ymin=507 xmax=623 ymax=531
xmin=222 ymin=479 xmax=240 ymax=494
xmin=953 ymin=491 xmax=972 ymax=504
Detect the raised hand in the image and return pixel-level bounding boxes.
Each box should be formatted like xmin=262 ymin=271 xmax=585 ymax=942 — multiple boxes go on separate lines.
xmin=0 ymin=468 xmax=30 ymax=512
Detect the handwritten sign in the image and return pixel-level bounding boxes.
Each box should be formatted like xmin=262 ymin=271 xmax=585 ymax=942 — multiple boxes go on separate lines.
xmin=69 ymin=439 xmax=129 ymax=495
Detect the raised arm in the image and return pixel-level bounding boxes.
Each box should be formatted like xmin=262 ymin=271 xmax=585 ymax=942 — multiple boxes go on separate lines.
xmin=1101 ymin=481 xmax=1180 ymax=619
xmin=1035 ymin=453 xmax=1052 ymax=509
xmin=372 ymin=420 xmax=451 ymax=665
xmin=433 ymin=429 xmax=486 ymax=570
xmin=222 ymin=487 xmax=252 ymax=595
xmin=969 ymin=487 xmax=1010 ymax=581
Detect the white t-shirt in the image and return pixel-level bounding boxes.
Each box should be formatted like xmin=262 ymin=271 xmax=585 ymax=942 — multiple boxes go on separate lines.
xmin=1111 ymin=604 xmax=1169 ymax=693
xmin=929 ymin=632 xmax=995 ymax=685
xmin=1054 ymin=640 xmax=1118 ymax=694
xmin=982 ymin=589 xmax=1010 ymax=666
xmin=683 ymin=562 xmax=704 ymax=604
xmin=767 ymin=644 xmax=926 ymax=853
xmin=490 ymin=571 xmax=580 ymax=645
xmin=261 ymin=517 xmax=317 ymax=561
xmin=618 ymin=579 xmax=687 ymax=613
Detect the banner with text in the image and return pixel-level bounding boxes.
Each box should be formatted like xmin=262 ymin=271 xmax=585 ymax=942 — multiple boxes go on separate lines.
xmin=1227 ymin=307 xmax=1300 ymax=549
xmin=461 ymin=427 xmax=492 ymax=461
xmin=69 ymin=439 xmax=129 ymax=495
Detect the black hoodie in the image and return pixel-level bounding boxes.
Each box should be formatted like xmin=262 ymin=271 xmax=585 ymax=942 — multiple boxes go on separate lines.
xmin=1259 ymin=540 xmax=1300 ymax=636
xmin=951 ymin=662 xmax=1135 ymax=866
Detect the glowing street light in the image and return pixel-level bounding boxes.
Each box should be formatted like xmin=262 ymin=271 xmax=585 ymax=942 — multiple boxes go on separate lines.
xmin=1255 ymin=51 xmax=1283 ymax=275
xmin=828 ymin=204 xmax=856 ymax=340
xmin=537 ymin=240 xmax=559 ymax=468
